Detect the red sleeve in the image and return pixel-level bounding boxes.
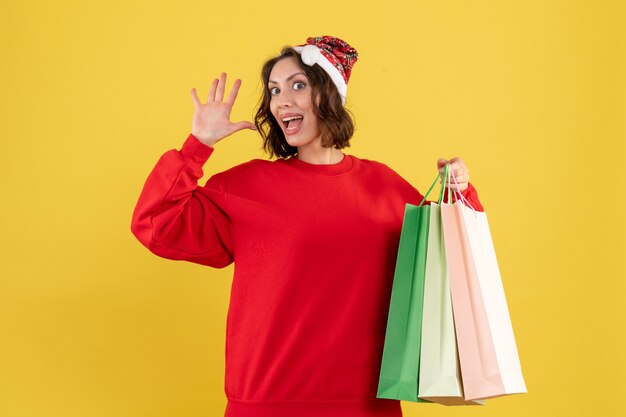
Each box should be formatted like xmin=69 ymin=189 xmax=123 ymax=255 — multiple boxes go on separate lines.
xmin=428 ymin=182 xmax=485 ymax=212
xmin=458 ymin=182 xmax=484 ymax=211
xmin=130 ymin=133 xmax=234 ymax=268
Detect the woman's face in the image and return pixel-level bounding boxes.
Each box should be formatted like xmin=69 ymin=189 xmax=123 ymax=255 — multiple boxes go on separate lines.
xmin=268 ymin=56 xmax=321 ymax=149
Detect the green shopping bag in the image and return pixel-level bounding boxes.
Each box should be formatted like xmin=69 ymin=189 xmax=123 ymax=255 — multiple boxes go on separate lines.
xmin=376 ymin=173 xmax=441 ymax=402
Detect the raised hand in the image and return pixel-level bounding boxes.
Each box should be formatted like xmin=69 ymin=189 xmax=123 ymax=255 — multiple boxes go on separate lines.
xmin=190 ymin=72 xmax=256 ymax=147
xmin=437 ymin=157 xmax=470 ymax=192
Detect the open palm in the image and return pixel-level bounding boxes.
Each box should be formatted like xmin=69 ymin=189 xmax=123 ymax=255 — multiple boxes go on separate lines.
xmin=190 ymin=72 xmax=256 ymax=147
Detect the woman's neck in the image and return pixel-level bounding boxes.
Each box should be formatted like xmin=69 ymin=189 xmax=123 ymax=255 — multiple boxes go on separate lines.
xmin=296 ymin=138 xmax=344 ymax=165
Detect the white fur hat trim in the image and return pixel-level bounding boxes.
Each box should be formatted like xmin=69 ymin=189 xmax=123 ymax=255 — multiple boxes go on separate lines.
xmin=293 ymin=45 xmax=348 ymax=105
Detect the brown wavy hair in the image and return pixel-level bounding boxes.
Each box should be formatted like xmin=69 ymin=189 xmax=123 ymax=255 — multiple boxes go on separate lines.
xmin=254 ymin=47 xmax=355 ymax=159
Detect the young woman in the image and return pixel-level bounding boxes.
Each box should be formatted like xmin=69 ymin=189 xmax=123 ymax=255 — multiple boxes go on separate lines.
xmin=131 ymin=36 xmax=483 ymax=417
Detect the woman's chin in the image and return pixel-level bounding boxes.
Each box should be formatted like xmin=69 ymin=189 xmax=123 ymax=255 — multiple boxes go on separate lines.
xmin=283 ymin=131 xmax=318 ymax=148
xmin=284 ymin=135 xmax=304 ymax=146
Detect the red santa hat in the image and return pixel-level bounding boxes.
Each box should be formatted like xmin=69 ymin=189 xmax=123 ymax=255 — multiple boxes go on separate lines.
xmin=293 ymin=36 xmax=359 ymax=106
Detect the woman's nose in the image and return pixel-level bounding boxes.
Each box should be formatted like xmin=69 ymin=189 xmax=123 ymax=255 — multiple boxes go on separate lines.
xmin=276 ymin=90 xmax=294 ymax=107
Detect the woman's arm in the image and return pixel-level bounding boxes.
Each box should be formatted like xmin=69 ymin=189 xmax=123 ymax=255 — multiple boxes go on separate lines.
xmin=130 ymin=134 xmax=234 ymax=268
xmin=130 ymin=73 xmax=255 ymax=268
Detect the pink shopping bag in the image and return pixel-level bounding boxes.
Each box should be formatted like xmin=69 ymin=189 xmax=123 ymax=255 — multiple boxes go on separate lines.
xmin=440 ymin=170 xmax=527 ymax=401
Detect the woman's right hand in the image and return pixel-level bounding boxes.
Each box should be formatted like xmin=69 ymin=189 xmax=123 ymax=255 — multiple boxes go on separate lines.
xmin=190 ymin=72 xmax=256 ymax=147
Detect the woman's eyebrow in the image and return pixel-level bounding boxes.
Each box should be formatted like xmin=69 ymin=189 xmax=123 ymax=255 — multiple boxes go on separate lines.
xmin=268 ymin=72 xmax=306 ymax=85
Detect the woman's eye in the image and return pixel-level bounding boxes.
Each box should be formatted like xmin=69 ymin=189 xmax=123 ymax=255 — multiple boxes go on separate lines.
xmin=294 ymin=82 xmax=306 ymax=90
xmin=270 ymin=87 xmax=280 ymax=96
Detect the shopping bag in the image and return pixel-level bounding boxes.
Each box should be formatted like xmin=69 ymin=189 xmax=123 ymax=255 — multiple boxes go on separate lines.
xmin=377 ymin=172 xmax=447 ymax=402
xmin=440 ymin=170 xmax=527 ymax=400
xmin=376 ymin=201 xmax=431 ymax=402
xmin=418 ymin=202 xmax=485 ymax=406
xmin=416 ymin=166 xmax=484 ymax=406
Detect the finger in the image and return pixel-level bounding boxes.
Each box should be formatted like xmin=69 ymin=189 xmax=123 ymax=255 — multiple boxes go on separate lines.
xmin=453 ymin=167 xmax=469 ymax=179
xmin=454 ymin=174 xmax=470 ymax=184
xmin=226 ymin=79 xmax=242 ymax=106
xmin=452 ymin=166 xmax=468 ymax=177
xmin=215 ymin=72 xmax=227 ymax=102
xmin=443 ymin=182 xmax=465 ymax=191
xmin=450 ymin=171 xmax=467 ymax=186
xmin=451 ymin=183 xmax=469 ymax=192
xmin=446 ymin=178 xmax=466 ymax=188
xmin=451 ymin=157 xmax=466 ymax=171
xmin=207 ymin=78 xmax=218 ymax=102
xmin=439 ymin=164 xmax=453 ymax=175
xmin=448 ymin=160 xmax=461 ymax=171
xmin=437 ymin=159 xmax=448 ymax=173
xmin=190 ymin=88 xmax=201 ymax=107
xmin=440 ymin=172 xmax=455 ymax=183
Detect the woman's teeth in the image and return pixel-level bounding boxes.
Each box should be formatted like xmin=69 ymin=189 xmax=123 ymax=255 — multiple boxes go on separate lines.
xmin=283 ymin=115 xmax=303 ymax=130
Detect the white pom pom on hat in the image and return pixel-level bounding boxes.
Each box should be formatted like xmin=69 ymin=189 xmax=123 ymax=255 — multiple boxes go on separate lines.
xmin=300 ymin=44 xmax=322 ymax=66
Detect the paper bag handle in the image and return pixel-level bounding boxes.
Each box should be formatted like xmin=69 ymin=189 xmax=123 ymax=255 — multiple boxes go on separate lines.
xmin=447 ymin=165 xmax=476 ymax=212
xmin=418 ymin=167 xmax=443 ymax=207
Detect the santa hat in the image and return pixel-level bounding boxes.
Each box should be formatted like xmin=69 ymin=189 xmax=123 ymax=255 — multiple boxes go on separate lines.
xmin=293 ymin=36 xmax=358 ymax=106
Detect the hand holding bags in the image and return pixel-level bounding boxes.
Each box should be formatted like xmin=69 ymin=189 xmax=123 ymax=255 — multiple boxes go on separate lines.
xmin=377 ymin=166 xmax=526 ymax=406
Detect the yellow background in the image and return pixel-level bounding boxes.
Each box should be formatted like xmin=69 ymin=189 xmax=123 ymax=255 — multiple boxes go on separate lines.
xmin=1 ymin=0 xmax=624 ymax=416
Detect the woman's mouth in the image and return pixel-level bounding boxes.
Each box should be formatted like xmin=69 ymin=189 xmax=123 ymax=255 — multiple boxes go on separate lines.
xmin=281 ymin=114 xmax=304 ymax=135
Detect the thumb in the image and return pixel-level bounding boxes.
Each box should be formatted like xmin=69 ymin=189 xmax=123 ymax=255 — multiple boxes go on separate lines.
xmin=437 ymin=158 xmax=447 ymax=171
xmin=233 ymin=121 xmax=257 ymax=131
